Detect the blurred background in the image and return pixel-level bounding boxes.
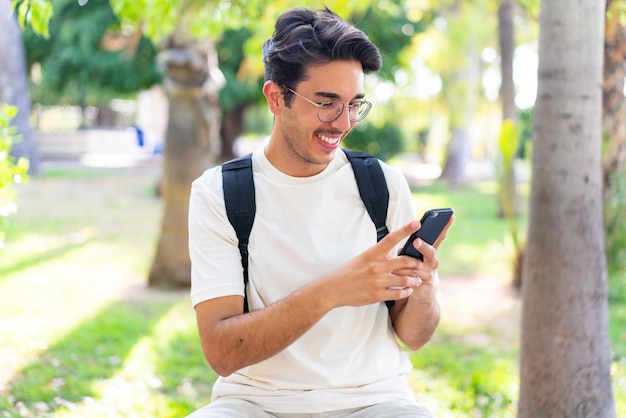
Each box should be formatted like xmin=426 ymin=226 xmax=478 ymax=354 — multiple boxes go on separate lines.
xmin=0 ymin=0 xmax=624 ymax=416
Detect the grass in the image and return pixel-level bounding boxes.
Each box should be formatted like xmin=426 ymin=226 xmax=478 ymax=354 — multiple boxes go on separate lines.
xmin=0 ymin=162 xmax=623 ymax=417
xmin=412 ymin=180 xmax=527 ymax=279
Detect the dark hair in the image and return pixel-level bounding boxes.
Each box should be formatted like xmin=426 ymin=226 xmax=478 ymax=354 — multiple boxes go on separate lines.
xmin=262 ymin=7 xmax=382 ymax=102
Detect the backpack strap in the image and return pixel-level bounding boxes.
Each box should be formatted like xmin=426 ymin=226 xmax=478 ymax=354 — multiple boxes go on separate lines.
xmin=222 ymin=153 xmax=255 ymax=313
xmin=342 ymin=149 xmax=394 ymax=309
xmin=342 ymin=149 xmax=390 ymax=242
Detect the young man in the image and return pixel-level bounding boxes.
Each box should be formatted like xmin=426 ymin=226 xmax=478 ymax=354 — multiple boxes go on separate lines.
xmin=187 ymin=7 xmax=453 ymax=418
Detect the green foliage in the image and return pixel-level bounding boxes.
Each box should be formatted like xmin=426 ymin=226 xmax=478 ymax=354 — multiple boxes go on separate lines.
xmin=496 ymin=120 xmax=522 ymax=247
xmin=22 ymin=0 xmax=161 ymax=106
xmin=607 ymin=0 xmax=626 ymax=27
xmin=343 ymin=121 xmax=405 ymax=162
xmin=350 ymin=2 xmax=433 ymax=82
xmin=0 ymin=105 xmax=29 ymax=249
xmin=111 ymin=0 xmax=269 ymax=43
xmin=410 ymin=332 xmax=518 ymax=416
xmin=516 ymin=107 xmax=533 ymax=158
xmin=605 ymin=170 xmax=626 ymax=299
xmin=214 ymin=2 xmax=432 ymax=126
xmin=11 ymin=0 xmax=53 ymax=37
xmin=216 ymin=28 xmax=264 ymax=114
xmin=515 ymin=0 xmax=540 ymax=20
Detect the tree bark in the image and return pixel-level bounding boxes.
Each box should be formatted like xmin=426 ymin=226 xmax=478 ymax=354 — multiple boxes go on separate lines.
xmin=518 ymin=0 xmax=615 ymax=416
xmin=148 ymin=40 xmax=223 ymax=287
xmin=219 ymin=103 xmax=247 ymax=162
xmin=441 ymin=49 xmax=480 ymax=187
xmin=498 ymin=0 xmax=523 ymax=288
xmin=498 ymin=0 xmax=516 ymax=122
xmin=0 ymin=0 xmax=40 ymax=174
xmin=441 ymin=127 xmax=471 ymax=186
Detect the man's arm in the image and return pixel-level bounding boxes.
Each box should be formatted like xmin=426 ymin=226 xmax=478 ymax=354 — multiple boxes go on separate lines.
xmin=195 ymin=221 xmax=425 ymax=377
xmin=195 ymin=282 xmax=331 ymax=377
xmin=389 ymin=216 xmax=454 ymax=350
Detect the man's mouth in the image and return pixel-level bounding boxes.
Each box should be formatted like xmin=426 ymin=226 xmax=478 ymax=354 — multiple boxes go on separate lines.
xmin=318 ymin=133 xmax=342 ymax=146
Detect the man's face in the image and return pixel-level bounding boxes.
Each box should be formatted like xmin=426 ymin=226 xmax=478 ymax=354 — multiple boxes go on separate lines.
xmin=273 ymin=60 xmax=366 ymax=176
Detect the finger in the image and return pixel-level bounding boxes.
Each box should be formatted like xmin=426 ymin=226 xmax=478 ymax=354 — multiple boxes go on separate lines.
xmin=373 ymin=220 xmax=420 ymax=256
xmin=385 ymin=286 xmax=415 ymax=300
xmin=410 ymin=239 xmax=440 ymax=270
xmin=412 ymin=237 xmax=434 ymax=259
xmin=392 ymin=267 xmax=422 ymax=277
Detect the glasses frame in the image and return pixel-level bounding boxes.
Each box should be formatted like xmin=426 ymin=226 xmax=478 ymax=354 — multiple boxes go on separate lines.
xmin=286 ymin=88 xmax=372 ymax=123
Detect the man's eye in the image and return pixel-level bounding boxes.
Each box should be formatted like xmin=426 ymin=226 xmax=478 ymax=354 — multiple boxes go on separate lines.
xmin=319 ymin=102 xmax=337 ymax=109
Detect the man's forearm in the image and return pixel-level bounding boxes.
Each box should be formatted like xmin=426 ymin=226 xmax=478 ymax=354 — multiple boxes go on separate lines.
xmin=198 ymin=280 xmax=332 ymax=377
xmin=391 ymin=287 xmax=441 ymax=351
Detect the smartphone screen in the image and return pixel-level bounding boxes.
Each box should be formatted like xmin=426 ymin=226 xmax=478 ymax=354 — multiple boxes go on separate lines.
xmin=400 ymin=208 xmax=453 ymax=260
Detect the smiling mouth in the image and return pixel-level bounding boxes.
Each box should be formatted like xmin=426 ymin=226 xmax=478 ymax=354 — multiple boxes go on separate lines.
xmin=318 ymin=133 xmax=342 ymax=146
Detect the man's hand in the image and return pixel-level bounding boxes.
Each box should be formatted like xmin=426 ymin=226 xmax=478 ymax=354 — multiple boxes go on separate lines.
xmin=393 ymin=214 xmax=455 ymax=297
xmin=390 ymin=214 xmax=454 ymax=350
xmin=318 ymin=221 xmax=428 ymax=309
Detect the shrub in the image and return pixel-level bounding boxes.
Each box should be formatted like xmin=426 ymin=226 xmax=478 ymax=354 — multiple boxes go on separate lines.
xmin=343 ymin=121 xmax=405 ymax=162
xmin=605 ymin=170 xmax=626 ymax=301
xmin=0 ymin=104 xmax=29 ymax=248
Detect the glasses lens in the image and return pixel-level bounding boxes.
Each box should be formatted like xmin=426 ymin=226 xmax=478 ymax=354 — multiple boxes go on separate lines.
xmin=350 ymin=101 xmax=371 ymax=122
xmin=318 ymin=101 xmax=343 ymax=122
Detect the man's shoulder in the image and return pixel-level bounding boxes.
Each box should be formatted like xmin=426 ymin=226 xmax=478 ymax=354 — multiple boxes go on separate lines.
xmin=191 ymin=164 xmax=224 ymax=201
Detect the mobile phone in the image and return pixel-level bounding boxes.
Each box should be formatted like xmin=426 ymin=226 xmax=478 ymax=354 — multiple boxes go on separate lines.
xmin=400 ymin=208 xmax=454 ymax=260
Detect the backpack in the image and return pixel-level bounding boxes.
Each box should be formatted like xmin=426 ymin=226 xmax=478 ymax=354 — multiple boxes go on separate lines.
xmin=221 ymin=149 xmax=393 ymax=312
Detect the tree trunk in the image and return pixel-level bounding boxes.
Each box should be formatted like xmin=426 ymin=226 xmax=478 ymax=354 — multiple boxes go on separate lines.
xmin=441 ymin=127 xmax=471 ymax=186
xmin=498 ymin=0 xmax=523 ymax=288
xmin=219 ymin=103 xmax=246 ymax=162
xmin=498 ymin=0 xmax=516 ymax=122
xmin=0 ymin=0 xmax=40 ymax=174
xmin=148 ymin=40 xmax=223 ymax=288
xmin=441 ymin=49 xmax=480 ymax=187
xmin=518 ymin=0 xmax=615 ymax=416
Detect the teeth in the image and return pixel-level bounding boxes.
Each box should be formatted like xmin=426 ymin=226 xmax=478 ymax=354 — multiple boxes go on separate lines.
xmin=319 ymin=134 xmax=340 ymax=145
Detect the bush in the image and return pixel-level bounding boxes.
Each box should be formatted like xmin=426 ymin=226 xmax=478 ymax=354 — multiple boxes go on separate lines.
xmin=605 ymin=170 xmax=626 ymax=301
xmin=343 ymin=121 xmax=405 ymax=162
xmin=0 ymin=104 xmax=29 ymax=248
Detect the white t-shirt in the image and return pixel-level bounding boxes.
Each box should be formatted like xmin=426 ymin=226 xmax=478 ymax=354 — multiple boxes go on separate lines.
xmin=188 ymin=148 xmax=418 ymax=413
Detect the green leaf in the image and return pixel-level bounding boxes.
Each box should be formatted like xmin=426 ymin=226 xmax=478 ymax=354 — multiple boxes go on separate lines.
xmin=11 ymin=0 xmax=53 ymax=38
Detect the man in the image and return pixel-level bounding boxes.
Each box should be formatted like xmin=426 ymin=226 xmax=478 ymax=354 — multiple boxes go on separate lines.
xmin=187 ymin=7 xmax=453 ymax=417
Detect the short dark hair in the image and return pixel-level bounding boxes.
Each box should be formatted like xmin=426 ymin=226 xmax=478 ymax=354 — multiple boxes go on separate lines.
xmin=262 ymin=7 xmax=382 ymax=101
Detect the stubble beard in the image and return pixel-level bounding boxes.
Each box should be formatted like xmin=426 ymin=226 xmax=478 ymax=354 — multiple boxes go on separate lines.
xmin=281 ymin=122 xmax=335 ymax=168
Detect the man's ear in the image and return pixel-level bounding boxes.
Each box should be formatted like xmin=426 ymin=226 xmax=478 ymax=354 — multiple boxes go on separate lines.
xmin=263 ymin=81 xmax=283 ymax=116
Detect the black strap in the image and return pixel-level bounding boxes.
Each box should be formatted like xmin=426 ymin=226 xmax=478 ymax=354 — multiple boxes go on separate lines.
xmin=342 ymin=149 xmax=394 ymax=308
xmin=222 ymin=154 xmax=255 ymax=313
xmin=342 ymin=149 xmax=390 ymax=242
xmin=222 ymin=149 xmax=393 ymax=312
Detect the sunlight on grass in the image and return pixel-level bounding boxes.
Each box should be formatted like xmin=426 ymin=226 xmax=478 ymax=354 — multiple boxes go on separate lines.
xmin=0 ymin=228 xmax=95 ymax=276
xmin=48 ymin=298 xmax=205 ymax=418
xmin=0 ymin=243 xmax=149 ymax=389
xmin=42 ymin=300 xmax=213 ymax=418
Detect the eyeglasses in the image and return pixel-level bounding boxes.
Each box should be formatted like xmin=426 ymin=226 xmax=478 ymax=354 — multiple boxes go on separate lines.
xmin=287 ymin=88 xmax=372 ymax=123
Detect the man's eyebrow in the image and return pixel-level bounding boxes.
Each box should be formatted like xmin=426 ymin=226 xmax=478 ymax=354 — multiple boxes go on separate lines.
xmin=314 ymin=91 xmax=366 ymax=100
